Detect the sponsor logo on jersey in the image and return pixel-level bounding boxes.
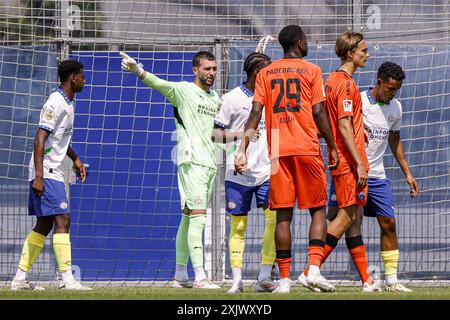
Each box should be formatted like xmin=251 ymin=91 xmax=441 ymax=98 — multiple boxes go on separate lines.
xmin=343 ymin=99 xmax=353 ymax=112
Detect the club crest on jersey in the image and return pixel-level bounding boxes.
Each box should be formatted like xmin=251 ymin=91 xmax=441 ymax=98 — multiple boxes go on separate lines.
xmin=60 ymin=201 xmax=68 ymax=209
xmin=388 ymin=115 xmax=395 ymax=122
xmin=228 ymin=201 xmax=236 ymax=210
xmin=343 ymin=100 xmax=353 ymax=112
xmin=44 ymin=109 xmax=55 ymax=120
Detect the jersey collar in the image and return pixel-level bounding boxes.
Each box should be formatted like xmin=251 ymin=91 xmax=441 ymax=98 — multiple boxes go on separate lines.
xmin=239 ymin=83 xmax=253 ymax=97
xmin=366 ymin=88 xmax=378 ymax=105
xmin=56 ymin=87 xmax=73 ymax=105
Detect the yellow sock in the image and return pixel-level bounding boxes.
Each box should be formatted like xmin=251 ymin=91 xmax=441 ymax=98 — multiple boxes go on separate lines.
xmin=53 ymin=233 xmax=72 ymax=272
xmin=18 ymin=231 xmax=46 ymax=272
xmin=229 ymin=215 xmax=247 ymax=268
xmin=261 ymin=208 xmax=276 ymax=265
xmin=381 ymin=249 xmax=399 ymax=276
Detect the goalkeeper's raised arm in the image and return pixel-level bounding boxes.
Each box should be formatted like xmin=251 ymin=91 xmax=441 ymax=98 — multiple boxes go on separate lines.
xmin=120 ymin=51 xmax=178 ymax=102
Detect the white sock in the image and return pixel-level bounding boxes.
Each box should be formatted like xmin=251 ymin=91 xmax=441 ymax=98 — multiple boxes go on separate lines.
xmin=232 ymin=268 xmax=242 ymax=284
xmin=15 ymin=268 xmax=27 ymax=281
xmin=385 ymin=274 xmax=398 ymax=286
xmin=280 ymin=277 xmax=290 ymax=286
xmin=61 ymin=269 xmax=75 ymax=283
xmin=175 ymin=264 xmax=189 ymax=281
xmin=194 ymin=266 xmax=207 ymax=282
xmin=258 ymin=264 xmax=272 ymax=281
xmin=309 ymin=265 xmax=320 ymax=277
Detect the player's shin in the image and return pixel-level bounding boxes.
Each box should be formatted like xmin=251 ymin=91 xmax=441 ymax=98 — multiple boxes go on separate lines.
xmin=308 ymin=239 xmax=325 ymax=267
xmin=346 ymin=235 xmax=372 ymax=284
xmin=53 ymin=233 xmax=75 ymax=283
xmin=175 ymin=214 xmax=190 ymax=281
xmin=188 ymin=214 xmax=207 ymax=281
xmin=276 ymin=250 xmax=291 ymax=279
xmin=260 ymin=208 xmax=276 ymax=280
xmin=17 ymin=231 xmax=46 ymax=277
xmin=303 ymin=233 xmax=339 ymax=276
xmin=229 ymin=215 xmax=247 ymax=283
xmin=381 ymin=249 xmax=400 ymax=285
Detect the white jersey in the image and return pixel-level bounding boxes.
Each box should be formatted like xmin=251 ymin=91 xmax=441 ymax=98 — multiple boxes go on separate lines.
xmin=28 ymin=88 xmax=75 ymax=182
xmin=214 ymin=84 xmax=270 ymax=186
xmin=362 ymin=89 xmax=402 ymax=179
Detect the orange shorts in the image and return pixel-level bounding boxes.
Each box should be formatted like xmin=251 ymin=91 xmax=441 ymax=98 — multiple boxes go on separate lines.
xmin=332 ymin=171 xmax=368 ymax=208
xmin=269 ymin=155 xmax=327 ymax=209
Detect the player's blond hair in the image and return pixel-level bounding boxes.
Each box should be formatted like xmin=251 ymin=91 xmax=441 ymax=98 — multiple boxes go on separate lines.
xmin=335 ymin=31 xmax=364 ymax=60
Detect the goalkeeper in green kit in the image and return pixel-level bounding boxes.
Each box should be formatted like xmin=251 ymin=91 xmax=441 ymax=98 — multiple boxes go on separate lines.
xmin=120 ymin=51 xmax=220 ymax=289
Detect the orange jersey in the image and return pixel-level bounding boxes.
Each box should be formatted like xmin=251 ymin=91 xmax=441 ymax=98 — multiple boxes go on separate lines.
xmin=253 ymin=59 xmax=326 ymax=158
xmin=325 ymin=71 xmax=369 ymax=175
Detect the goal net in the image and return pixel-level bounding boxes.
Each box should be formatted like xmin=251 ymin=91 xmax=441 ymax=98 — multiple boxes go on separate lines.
xmin=0 ymin=0 xmax=448 ymax=286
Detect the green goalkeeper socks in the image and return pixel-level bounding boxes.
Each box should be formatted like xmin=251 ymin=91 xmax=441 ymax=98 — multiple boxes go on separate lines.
xmin=175 ymin=214 xmax=190 ymax=265
xmin=187 ymin=214 xmax=206 ymax=268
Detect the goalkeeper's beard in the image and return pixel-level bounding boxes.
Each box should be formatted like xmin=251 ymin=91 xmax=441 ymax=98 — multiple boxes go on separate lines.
xmin=199 ymin=75 xmax=215 ymax=88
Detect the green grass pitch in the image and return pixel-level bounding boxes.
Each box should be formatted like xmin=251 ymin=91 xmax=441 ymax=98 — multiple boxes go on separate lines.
xmin=1 ymin=286 xmax=449 ymax=300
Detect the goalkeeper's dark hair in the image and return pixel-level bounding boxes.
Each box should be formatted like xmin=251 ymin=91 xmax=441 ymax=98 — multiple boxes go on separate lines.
xmin=278 ymin=25 xmax=305 ymax=54
xmin=377 ymin=61 xmax=405 ymax=81
xmin=58 ymin=60 xmax=84 ymax=83
xmin=243 ymin=52 xmax=271 ymax=77
xmin=192 ymin=51 xmax=215 ymax=67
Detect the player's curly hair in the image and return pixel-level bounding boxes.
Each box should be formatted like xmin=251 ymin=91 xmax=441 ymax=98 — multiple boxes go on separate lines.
xmin=278 ymin=25 xmax=305 ymax=54
xmin=58 ymin=60 xmax=84 ymax=83
xmin=377 ymin=61 xmax=406 ymax=81
xmin=192 ymin=51 xmax=215 ymax=67
xmin=243 ymin=52 xmax=271 ymax=77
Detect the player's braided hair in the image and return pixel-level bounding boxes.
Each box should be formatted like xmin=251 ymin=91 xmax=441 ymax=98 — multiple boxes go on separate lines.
xmin=377 ymin=61 xmax=406 ymax=81
xmin=58 ymin=60 xmax=84 ymax=83
xmin=243 ymin=52 xmax=271 ymax=77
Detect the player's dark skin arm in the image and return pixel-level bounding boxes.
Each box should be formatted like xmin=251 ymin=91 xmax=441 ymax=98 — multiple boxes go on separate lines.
xmin=312 ymin=102 xmax=339 ymax=170
xmin=32 ymin=128 xmax=49 ymax=197
xmin=211 ymin=127 xmax=243 ymax=143
xmin=211 ymin=127 xmax=260 ymax=143
xmin=66 ymin=146 xmax=86 ymax=183
xmin=234 ymin=101 xmax=262 ymax=173
xmin=338 ymin=116 xmax=367 ymax=187
xmin=388 ymin=131 xmax=419 ymax=197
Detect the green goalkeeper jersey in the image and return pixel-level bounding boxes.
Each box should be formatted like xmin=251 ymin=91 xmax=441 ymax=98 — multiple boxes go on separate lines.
xmin=143 ymin=73 xmax=219 ymax=169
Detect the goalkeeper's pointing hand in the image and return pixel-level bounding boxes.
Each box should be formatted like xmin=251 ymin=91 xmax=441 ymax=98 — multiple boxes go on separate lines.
xmin=119 ymin=51 xmax=145 ymax=78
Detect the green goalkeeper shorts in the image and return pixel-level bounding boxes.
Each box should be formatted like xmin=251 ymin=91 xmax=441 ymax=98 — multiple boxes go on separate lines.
xmin=178 ymin=162 xmax=217 ymax=211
